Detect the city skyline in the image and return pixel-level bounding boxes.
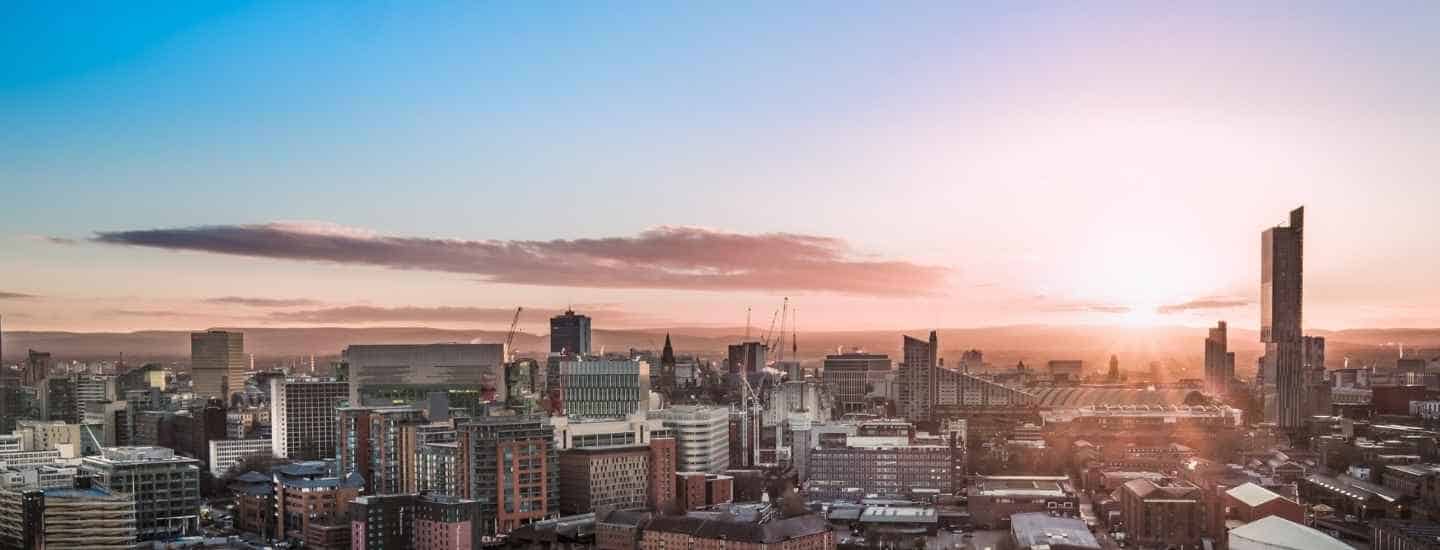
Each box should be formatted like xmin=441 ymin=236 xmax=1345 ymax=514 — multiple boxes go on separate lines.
xmin=5 ymin=3 xmax=1440 ymax=332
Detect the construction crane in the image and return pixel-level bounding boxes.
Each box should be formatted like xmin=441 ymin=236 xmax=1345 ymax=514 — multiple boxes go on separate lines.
xmin=504 ymin=307 xmax=523 ymax=360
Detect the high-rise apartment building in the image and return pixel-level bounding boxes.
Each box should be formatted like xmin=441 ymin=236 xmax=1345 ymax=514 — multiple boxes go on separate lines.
xmin=81 ymin=446 xmax=201 ymax=541
xmin=190 ymin=330 xmax=245 ymax=399
xmin=1204 ymin=322 xmax=1235 ymax=395
xmin=453 ymin=415 xmax=558 ymax=535
xmin=653 ymin=405 xmax=729 ymax=474
xmin=351 ymin=493 xmax=483 ymax=550
xmin=899 ymin=331 xmax=938 ymax=421
xmin=549 ymin=309 xmax=592 ymax=355
xmin=1261 ymin=207 xmax=1305 ymax=429
xmin=342 ymin=344 xmax=505 ymax=411
xmin=336 ymin=405 xmax=428 ymax=496
xmin=269 ymin=378 xmax=348 ymax=460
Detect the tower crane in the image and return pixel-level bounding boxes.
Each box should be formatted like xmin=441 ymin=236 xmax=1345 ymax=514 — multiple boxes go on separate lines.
xmin=504 ymin=307 xmax=523 ymax=360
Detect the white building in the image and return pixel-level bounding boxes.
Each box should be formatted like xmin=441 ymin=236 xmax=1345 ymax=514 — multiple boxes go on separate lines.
xmin=269 ymin=378 xmax=348 ymax=460
xmin=653 ymin=405 xmax=729 ymax=473
xmin=208 ymin=439 xmax=273 ymax=477
xmin=1228 ymin=516 xmax=1350 ymax=550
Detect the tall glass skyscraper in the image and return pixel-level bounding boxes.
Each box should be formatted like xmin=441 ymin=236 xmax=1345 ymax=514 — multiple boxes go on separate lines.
xmin=549 ymin=309 xmax=592 ymax=355
xmin=1262 ymin=207 xmax=1304 ymax=429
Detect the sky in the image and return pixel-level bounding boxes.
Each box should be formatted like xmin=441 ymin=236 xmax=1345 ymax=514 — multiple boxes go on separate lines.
xmin=2 ymin=2 xmax=1438 ymax=333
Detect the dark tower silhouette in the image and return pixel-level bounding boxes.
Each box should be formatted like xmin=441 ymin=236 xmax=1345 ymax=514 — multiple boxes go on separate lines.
xmin=659 ymin=333 xmax=677 ymax=391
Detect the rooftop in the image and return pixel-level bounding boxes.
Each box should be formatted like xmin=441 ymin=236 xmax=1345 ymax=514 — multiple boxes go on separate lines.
xmin=1228 ymin=516 xmax=1351 ymax=550
xmin=1226 ymin=482 xmax=1287 ymax=507
xmin=858 ymin=506 xmax=938 ymax=524
xmin=642 ymin=513 xmax=831 ymax=544
xmin=1011 ymin=513 xmax=1101 ymax=550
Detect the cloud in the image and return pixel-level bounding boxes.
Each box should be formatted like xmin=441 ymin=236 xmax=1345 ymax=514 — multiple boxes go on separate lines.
xmin=92 ymin=223 xmax=948 ymax=296
xmin=0 ymin=291 xmax=38 ymax=300
xmin=265 ymin=305 xmax=637 ymax=325
xmin=205 ymin=296 xmax=322 ymax=307
xmin=103 ymin=309 xmax=188 ymax=318
xmin=1044 ymin=302 xmax=1133 ymax=314
xmin=1156 ymin=297 xmax=1253 ymax=314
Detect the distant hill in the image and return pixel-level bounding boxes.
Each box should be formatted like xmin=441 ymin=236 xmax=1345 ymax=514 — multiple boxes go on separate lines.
xmin=4 ymin=325 xmax=1436 ymax=373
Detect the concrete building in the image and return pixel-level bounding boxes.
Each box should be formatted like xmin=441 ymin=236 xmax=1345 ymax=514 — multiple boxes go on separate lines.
xmin=822 ymin=352 xmax=889 ymax=413
xmin=549 ymin=309 xmax=592 ymax=355
xmin=1261 ymin=207 xmax=1305 ymax=430
xmin=84 ymin=399 xmax=130 ymax=447
xmin=1204 ymin=321 xmax=1235 ymax=395
xmin=653 ymin=406 xmax=729 ymax=474
xmin=81 ymin=446 xmax=201 ymax=541
xmin=41 ymin=486 xmax=140 ymax=550
xmin=453 ymin=414 xmax=558 ymax=535
xmin=899 ymin=331 xmax=938 ymax=421
xmin=270 ymin=378 xmax=348 ymax=460
xmin=805 ymin=421 xmax=957 ymax=502
xmin=0 ymin=487 xmax=44 ymax=550
xmin=191 ymin=330 xmax=245 ymax=399
xmin=351 ymin=493 xmax=483 ymax=550
xmin=208 ymin=438 xmax=273 ymax=477
xmin=550 ymin=359 xmax=650 ymax=418
xmin=967 ymin=476 xmax=1079 ymax=528
xmin=343 ymin=344 xmax=505 ymax=411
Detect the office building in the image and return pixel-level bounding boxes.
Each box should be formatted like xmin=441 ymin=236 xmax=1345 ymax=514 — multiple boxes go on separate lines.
xmin=75 ymin=374 xmax=117 ymax=417
xmin=0 ymin=487 xmax=44 ymax=550
xmin=653 ymin=406 xmax=729 ymax=474
xmin=191 ymin=330 xmax=245 ymax=399
xmin=41 ymin=486 xmax=140 ymax=550
xmin=550 ymin=359 xmax=650 ymax=418
xmin=24 ymin=349 xmax=53 ymax=386
xmin=558 ymin=445 xmax=651 ymax=514
xmin=899 ymin=331 xmax=938 ymax=421
xmin=351 ymin=493 xmax=483 ymax=550
xmin=726 ymin=341 xmax=767 ymax=379
xmin=269 ymin=378 xmax=348 ymax=460
xmin=454 ymin=414 xmax=558 ymax=535
xmin=81 ymin=446 xmax=201 ymax=541
xmin=1262 ymin=207 xmax=1305 ymax=429
xmin=822 ymin=352 xmax=889 ymax=413
xmin=1204 ymin=321 xmax=1235 ymax=395
xmin=0 ymin=367 xmax=27 ymax=433
xmin=674 ymin=472 xmax=734 ymax=510
xmin=40 ymin=375 xmax=79 ymax=424
xmin=13 ymin=419 xmax=98 ymax=455
xmin=550 ymin=309 xmax=592 ymax=355
xmin=343 ymin=343 xmax=505 ymax=410
xmin=208 ymin=438 xmax=273 ymax=477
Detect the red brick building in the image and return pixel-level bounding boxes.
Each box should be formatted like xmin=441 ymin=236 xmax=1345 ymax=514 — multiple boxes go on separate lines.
xmin=639 ymin=513 xmax=833 ymax=550
xmin=647 ymin=437 xmax=677 ymax=512
xmin=1223 ymin=482 xmax=1304 ymax=526
xmin=676 ymin=472 xmax=734 ymax=511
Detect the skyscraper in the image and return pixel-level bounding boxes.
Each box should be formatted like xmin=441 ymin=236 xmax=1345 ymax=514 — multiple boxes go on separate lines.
xmin=190 ymin=330 xmax=245 ymax=400
xmin=726 ymin=341 xmax=767 ymax=377
xmin=269 ymin=378 xmax=349 ymax=460
xmin=1262 ymin=207 xmax=1304 ymax=429
xmin=1204 ymin=321 xmax=1235 ymax=395
xmin=549 ymin=309 xmax=592 ymax=355
xmin=899 ymin=331 xmax=938 ymax=422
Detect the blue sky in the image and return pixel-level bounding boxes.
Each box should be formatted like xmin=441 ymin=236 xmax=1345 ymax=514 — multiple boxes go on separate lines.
xmin=2 ymin=2 xmax=1439 ymax=331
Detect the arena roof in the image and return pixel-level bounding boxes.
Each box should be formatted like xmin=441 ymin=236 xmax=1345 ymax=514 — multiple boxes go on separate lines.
xmin=1028 ymin=387 xmax=1196 ymax=408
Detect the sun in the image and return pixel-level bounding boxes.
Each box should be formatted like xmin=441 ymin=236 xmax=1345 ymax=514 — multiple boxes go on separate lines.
xmin=1119 ymin=302 xmax=1163 ymax=326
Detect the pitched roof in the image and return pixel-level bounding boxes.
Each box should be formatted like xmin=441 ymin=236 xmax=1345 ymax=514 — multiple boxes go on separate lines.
xmin=1226 ymin=482 xmax=1285 ymax=507
xmin=1228 ymin=516 xmax=1352 ymax=550
xmin=643 ymin=514 xmax=830 ymax=543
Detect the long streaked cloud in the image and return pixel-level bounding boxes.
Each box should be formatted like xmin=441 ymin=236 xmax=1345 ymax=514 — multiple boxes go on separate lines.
xmin=205 ymin=296 xmax=322 ymax=307
xmin=1156 ymin=297 xmax=1253 ymax=314
xmin=265 ymin=305 xmax=638 ymax=325
xmin=90 ymin=222 xmax=948 ymax=296
xmin=0 ymin=291 xmax=38 ymax=300
xmin=1045 ymin=302 xmax=1133 ymax=314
